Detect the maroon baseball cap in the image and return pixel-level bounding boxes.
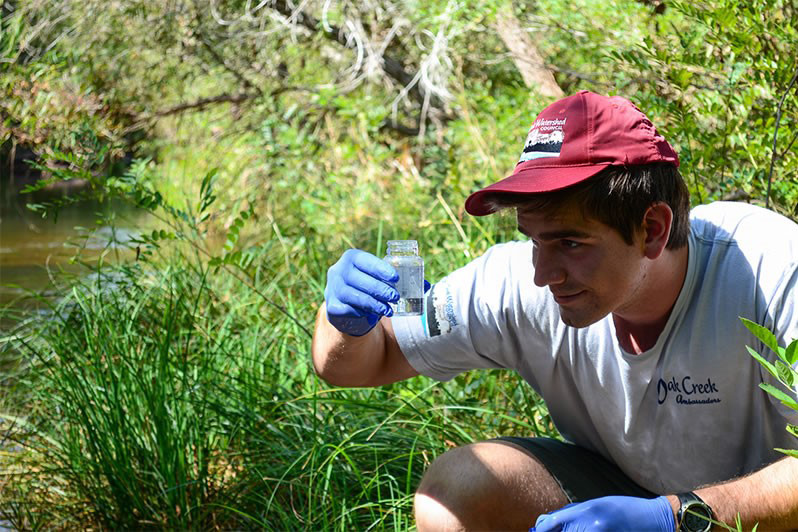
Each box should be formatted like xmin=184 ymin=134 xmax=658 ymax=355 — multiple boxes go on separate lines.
xmin=464 ymin=90 xmax=679 ymax=216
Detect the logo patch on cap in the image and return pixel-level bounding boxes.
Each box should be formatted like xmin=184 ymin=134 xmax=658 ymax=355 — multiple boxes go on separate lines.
xmin=519 ymin=117 xmax=566 ymax=163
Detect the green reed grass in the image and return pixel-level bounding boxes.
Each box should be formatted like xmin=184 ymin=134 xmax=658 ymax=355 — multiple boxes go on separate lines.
xmin=0 ymin=125 xmax=558 ymax=529
xmin=0 ymin=215 xmax=558 ymax=530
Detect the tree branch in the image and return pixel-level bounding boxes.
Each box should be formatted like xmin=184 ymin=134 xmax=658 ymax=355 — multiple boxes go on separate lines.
xmin=492 ymin=8 xmax=563 ymax=99
xmin=268 ymin=0 xmax=441 ymax=110
xmin=778 ymin=128 xmax=798 ymax=160
xmin=134 ymin=86 xmax=317 ymax=124
xmin=766 ymin=64 xmax=798 ymax=209
xmin=196 ymin=35 xmax=264 ymax=98
xmin=151 ymin=92 xmax=258 ymax=118
xmin=379 ymin=118 xmax=420 ymax=136
xmin=190 ymin=2 xmax=264 ymax=98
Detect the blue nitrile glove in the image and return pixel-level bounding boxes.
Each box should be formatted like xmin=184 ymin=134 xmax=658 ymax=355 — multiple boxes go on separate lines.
xmin=531 ymin=495 xmax=675 ymax=532
xmin=325 ymin=249 xmax=401 ymax=337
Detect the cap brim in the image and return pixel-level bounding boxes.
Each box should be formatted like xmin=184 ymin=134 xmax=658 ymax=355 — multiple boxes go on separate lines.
xmin=464 ymin=163 xmax=612 ymax=216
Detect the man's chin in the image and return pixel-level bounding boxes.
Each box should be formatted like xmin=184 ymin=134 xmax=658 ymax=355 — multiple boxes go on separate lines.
xmin=559 ymin=309 xmax=607 ymax=328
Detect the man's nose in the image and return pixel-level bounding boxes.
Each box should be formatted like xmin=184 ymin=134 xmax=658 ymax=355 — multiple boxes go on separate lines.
xmin=533 ymin=247 xmax=566 ymax=287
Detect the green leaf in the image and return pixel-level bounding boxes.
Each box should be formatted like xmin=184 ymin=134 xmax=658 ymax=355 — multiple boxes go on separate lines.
xmin=740 ymin=318 xmax=781 ymax=355
xmin=785 ymin=339 xmax=798 ymax=366
xmin=776 ymin=361 xmax=795 ymax=388
xmin=759 ymin=382 xmax=798 ymax=411
xmin=787 ymin=424 xmax=798 ymax=439
xmin=747 ymin=345 xmax=779 ymax=380
xmin=198 ymin=169 xmax=218 ymax=214
xmin=200 ymin=169 xmax=216 ymax=198
xmin=775 ymin=448 xmax=798 ymax=459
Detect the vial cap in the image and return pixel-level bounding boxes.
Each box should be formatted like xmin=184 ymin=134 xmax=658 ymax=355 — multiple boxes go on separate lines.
xmin=386 ymin=240 xmax=419 ymax=254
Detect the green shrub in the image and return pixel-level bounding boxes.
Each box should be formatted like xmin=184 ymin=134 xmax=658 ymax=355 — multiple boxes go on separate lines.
xmin=741 ymin=317 xmax=798 ymax=458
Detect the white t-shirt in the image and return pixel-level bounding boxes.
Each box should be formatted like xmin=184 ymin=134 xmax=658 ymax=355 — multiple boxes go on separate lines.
xmin=392 ymin=201 xmax=798 ymax=494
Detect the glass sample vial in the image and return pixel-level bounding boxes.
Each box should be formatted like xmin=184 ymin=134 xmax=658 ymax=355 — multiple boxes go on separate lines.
xmin=383 ymin=240 xmax=424 ymax=316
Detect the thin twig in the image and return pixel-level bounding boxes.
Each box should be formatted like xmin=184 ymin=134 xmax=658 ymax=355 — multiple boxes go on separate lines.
xmin=766 ymin=65 xmax=798 ymax=209
xmin=197 ymin=35 xmax=264 ymax=98
xmin=379 ymin=118 xmax=419 ymax=136
xmin=150 ymin=92 xmax=258 ymax=118
xmin=132 ymin=86 xmax=315 ymax=128
xmin=778 ymin=128 xmax=798 ymax=160
xmin=191 ymin=2 xmax=264 ymax=99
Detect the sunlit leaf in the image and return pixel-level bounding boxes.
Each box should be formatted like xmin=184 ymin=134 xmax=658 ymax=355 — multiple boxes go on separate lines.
xmin=785 ymin=339 xmax=798 ymax=366
xmin=740 ymin=318 xmax=781 ymax=356
xmin=759 ymin=382 xmax=798 ymax=411
xmin=747 ymin=346 xmax=778 ymax=379
xmin=776 ymin=361 xmax=795 ymax=388
xmin=775 ymin=448 xmax=798 ymax=459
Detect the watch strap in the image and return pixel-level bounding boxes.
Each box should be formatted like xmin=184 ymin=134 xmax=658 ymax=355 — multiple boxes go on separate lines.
xmin=676 ymin=491 xmax=713 ymax=532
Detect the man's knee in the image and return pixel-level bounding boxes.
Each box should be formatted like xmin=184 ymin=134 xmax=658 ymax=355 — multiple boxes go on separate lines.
xmin=414 ymin=445 xmax=492 ymax=531
xmin=413 ymin=441 xmax=568 ymax=531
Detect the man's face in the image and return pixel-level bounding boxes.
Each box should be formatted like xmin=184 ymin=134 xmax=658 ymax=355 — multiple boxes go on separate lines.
xmin=517 ymin=203 xmax=647 ymax=328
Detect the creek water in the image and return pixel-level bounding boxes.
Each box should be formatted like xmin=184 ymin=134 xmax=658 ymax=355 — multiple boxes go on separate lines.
xmin=0 ymin=188 xmax=146 ymax=314
xmin=0 ymin=172 xmax=152 ymax=526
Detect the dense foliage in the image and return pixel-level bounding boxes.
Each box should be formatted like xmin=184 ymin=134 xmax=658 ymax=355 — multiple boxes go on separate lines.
xmin=3 ymin=0 xmax=797 ymax=217
xmin=1 ymin=0 xmax=796 ymax=528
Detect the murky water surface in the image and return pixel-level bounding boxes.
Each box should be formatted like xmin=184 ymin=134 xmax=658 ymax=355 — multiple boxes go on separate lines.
xmin=0 ymin=191 xmax=147 ymax=310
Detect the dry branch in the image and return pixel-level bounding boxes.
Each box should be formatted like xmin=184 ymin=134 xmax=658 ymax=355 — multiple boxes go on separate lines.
xmin=766 ymin=64 xmax=798 ymax=209
xmin=268 ymin=0 xmax=443 ymax=109
xmin=493 ymin=7 xmax=563 ymax=99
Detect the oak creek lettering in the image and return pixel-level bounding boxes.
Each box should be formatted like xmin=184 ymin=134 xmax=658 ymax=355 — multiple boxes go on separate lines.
xmin=657 ymin=375 xmax=721 ymax=405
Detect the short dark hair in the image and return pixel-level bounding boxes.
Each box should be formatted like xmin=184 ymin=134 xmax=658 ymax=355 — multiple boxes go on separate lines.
xmin=482 ymin=163 xmax=691 ymax=249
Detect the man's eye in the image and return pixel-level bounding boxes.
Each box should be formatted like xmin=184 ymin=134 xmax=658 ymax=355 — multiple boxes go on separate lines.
xmin=562 ymin=240 xmax=581 ymax=249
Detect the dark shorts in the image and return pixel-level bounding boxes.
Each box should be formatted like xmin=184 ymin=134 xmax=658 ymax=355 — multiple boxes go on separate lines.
xmin=495 ymin=436 xmax=658 ymax=503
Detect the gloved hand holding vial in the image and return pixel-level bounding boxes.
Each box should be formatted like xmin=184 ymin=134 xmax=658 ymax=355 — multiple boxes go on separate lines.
xmin=323 ymin=241 xmax=425 ymax=338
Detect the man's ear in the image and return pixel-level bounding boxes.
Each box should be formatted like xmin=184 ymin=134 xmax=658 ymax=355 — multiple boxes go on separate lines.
xmin=641 ymin=202 xmax=673 ymax=260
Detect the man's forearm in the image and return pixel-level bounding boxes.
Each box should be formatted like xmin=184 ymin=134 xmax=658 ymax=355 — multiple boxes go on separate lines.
xmin=311 ymin=303 xmax=388 ymax=387
xmin=666 ymin=457 xmax=798 ymax=531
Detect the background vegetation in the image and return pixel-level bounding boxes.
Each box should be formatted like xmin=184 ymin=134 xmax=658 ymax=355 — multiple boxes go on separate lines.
xmin=0 ymin=0 xmax=796 ymax=529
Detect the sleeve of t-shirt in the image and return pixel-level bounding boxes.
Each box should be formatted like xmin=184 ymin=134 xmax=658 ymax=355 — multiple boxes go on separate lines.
xmin=391 ymin=240 xmax=560 ymax=381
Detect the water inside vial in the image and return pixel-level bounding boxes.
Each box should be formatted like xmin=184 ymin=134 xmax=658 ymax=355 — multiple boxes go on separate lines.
xmin=392 ymin=263 xmax=423 ymax=316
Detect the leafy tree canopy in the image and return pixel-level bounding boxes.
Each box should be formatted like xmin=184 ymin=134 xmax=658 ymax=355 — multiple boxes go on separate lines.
xmin=1 ymin=0 xmax=796 ymax=224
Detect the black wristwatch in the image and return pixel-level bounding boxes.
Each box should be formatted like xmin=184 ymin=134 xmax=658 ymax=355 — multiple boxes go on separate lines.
xmin=676 ymin=491 xmax=713 ymax=532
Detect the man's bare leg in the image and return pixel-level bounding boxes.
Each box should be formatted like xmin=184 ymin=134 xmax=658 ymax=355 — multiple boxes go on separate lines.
xmin=414 ymin=440 xmax=569 ymax=531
